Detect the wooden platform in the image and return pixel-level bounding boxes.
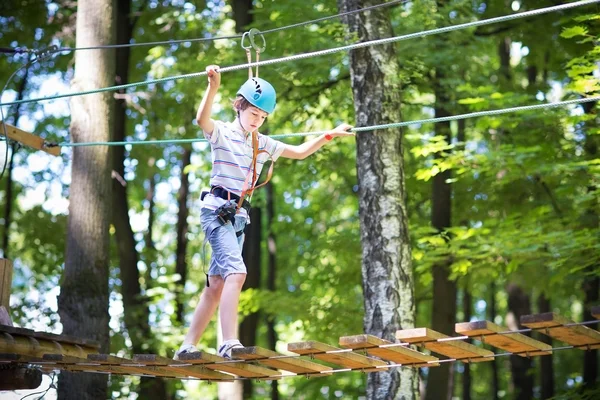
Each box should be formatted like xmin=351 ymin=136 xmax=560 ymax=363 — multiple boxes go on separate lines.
xmin=455 ymin=320 xmax=552 ymax=356
xmin=521 ymin=313 xmax=600 ymax=350
xmin=395 ymin=328 xmax=494 ymax=362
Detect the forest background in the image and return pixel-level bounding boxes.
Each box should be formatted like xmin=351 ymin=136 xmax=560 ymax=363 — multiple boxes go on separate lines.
xmin=0 ymin=0 xmax=598 ymax=399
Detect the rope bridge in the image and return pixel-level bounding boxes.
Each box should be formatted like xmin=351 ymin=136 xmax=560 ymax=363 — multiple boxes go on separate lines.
xmin=1 ymin=307 xmax=599 ymax=384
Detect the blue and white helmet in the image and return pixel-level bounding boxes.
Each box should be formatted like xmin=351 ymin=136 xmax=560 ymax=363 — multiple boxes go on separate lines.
xmin=237 ymin=77 xmax=276 ymax=114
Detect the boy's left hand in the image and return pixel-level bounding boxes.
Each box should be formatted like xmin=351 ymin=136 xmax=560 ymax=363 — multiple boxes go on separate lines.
xmin=327 ymin=123 xmax=354 ymax=138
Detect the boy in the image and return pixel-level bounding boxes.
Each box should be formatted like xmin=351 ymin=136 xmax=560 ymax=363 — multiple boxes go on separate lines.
xmin=174 ymin=65 xmax=353 ymax=360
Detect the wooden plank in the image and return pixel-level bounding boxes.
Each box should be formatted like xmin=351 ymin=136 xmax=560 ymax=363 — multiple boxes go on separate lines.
xmin=288 ymin=341 xmax=389 ymax=371
xmin=0 ymin=259 xmax=13 ymax=310
xmin=87 ymin=354 xmax=185 ymax=378
xmin=455 ymin=320 xmax=552 ymax=356
xmin=592 ymin=306 xmax=600 ymax=320
xmin=521 ymin=313 xmax=600 ymax=349
xmin=168 ymin=351 xmax=281 ymax=379
xmin=0 ymin=122 xmax=60 ymax=156
xmin=339 ymin=334 xmax=440 ymax=367
xmin=132 ymin=354 xmax=233 ymax=380
xmin=232 ymin=346 xmax=331 ymax=374
xmin=395 ymin=328 xmax=494 ymax=362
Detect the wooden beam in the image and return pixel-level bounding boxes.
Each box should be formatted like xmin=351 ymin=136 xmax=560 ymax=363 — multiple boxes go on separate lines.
xmin=395 ymin=328 xmax=494 ymax=362
xmin=592 ymin=306 xmax=600 ymax=320
xmin=232 ymin=346 xmax=332 ymax=375
xmin=0 ymin=331 xmax=99 ymax=359
xmin=0 ymin=122 xmax=60 ymax=156
xmin=455 ymin=320 xmax=552 ymax=356
xmin=339 ymin=334 xmax=439 ymax=367
xmin=0 ymin=364 xmax=42 ymax=390
xmin=521 ymin=312 xmax=600 ymax=349
xmin=174 ymin=351 xmax=281 ymax=379
xmin=288 ymin=341 xmax=389 ymax=371
xmin=0 ymin=324 xmax=100 ymax=348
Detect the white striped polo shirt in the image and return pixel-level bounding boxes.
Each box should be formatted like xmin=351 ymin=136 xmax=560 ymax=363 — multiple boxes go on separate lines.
xmin=202 ymin=120 xmax=285 ymax=220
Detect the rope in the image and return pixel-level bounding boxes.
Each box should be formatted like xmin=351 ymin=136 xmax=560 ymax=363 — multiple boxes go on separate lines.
xmin=1 ymin=0 xmax=596 ymax=108
xmin=52 ymin=95 xmax=599 ymax=148
xmin=0 ymin=1 xmax=408 ymax=57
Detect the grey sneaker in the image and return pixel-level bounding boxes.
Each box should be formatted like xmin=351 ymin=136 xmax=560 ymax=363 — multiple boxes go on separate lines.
xmin=173 ymin=344 xmax=200 ymax=361
xmin=218 ymin=339 xmax=244 ymax=359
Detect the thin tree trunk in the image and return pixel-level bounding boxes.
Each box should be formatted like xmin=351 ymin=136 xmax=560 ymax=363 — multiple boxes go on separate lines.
xmin=58 ymin=0 xmax=115 ymax=398
xmin=506 ymin=284 xmax=534 ymax=400
xmin=537 ymin=294 xmax=554 ymax=399
xmin=266 ymin=182 xmax=279 ymax=400
xmin=1 ymin=62 xmax=30 ymax=258
xmin=462 ymin=284 xmax=472 ymax=400
xmin=426 ymin=68 xmax=457 ymax=400
xmin=175 ymin=148 xmax=192 ymax=323
xmin=489 ymin=282 xmax=500 ymax=400
xmin=338 ymin=1 xmax=417 ymax=398
xmin=111 ymin=1 xmax=168 ymax=398
xmin=582 ymin=100 xmax=598 ymax=389
xmin=226 ymin=1 xmax=255 ymax=398
xmin=240 ymin=207 xmax=262 ymax=398
xmin=145 ymin=172 xmax=157 ymax=250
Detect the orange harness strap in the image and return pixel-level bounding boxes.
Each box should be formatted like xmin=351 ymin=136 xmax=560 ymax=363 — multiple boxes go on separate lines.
xmin=237 ymin=130 xmax=275 ymax=212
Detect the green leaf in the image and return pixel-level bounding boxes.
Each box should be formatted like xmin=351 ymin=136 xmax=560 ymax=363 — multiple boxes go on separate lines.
xmin=560 ymin=26 xmax=588 ymax=39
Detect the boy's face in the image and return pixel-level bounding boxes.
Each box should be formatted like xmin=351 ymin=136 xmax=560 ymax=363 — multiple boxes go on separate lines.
xmin=240 ymin=105 xmax=268 ymax=132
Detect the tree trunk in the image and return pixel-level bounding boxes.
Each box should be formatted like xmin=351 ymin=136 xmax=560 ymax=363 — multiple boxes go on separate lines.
xmin=240 ymin=207 xmax=262 ymax=398
xmin=582 ymin=100 xmax=598 ymax=389
xmin=57 ymin=0 xmax=115 ymax=398
xmin=266 ymin=182 xmax=279 ymax=400
xmin=462 ymin=285 xmax=472 ymax=400
xmin=111 ymin=1 xmax=168 ymax=398
xmin=1 ymin=61 xmax=30 ymax=258
xmin=426 ymin=67 xmax=457 ymax=400
xmin=231 ymin=0 xmax=253 ymax=32
xmin=489 ymin=282 xmax=500 ymax=400
xmin=338 ymin=1 xmax=417 ymax=398
xmin=537 ymin=294 xmax=554 ymax=399
xmin=506 ymin=284 xmax=534 ymax=400
xmin=175 ymin=148 xmax=192 ymax=323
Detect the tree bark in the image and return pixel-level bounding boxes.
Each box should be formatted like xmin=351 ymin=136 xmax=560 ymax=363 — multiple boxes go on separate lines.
xmin=0 ymin=365 xmax=42 ymax=390
xmin=537 ymin=294 xmax=554 ymax=399
xmin=506 ymin=284 xmax=534 ymax=400
xmin=338 ymin=1 xmax=417 ymax=398
xmin=462 ymin=285 xmax=472 ymax=400
xmin=489 ymin=282 xmax=500 ymax=400
xmin=58 ymin=0 xmax=115 ymax=398
xmin=426 ymin=67 xmax=457 ymax=400
xmin=175 ymin=148 xmax=192 ymax=323
xmin=266 ymin=182 xmax=279 ymax=400
xmin=240 ymin=207 xmax=262 ymax=398
xmin=110 ymin=1 xmax=169 ymax=399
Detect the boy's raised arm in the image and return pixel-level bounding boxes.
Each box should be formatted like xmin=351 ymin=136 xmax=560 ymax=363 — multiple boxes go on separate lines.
xmin=281 ymin=123 xmax=354 ymax=160
xmin=196 ymin=65 xmax=221 ymax=136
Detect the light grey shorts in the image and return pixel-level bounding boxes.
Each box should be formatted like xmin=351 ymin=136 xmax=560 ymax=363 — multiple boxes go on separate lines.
xmin=200 ymin=207 xmax=247 ymax=279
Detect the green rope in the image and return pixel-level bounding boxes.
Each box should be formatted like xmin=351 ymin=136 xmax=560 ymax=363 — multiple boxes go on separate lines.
xmin=2 ymin=0 xmax=597 ymax=108
xmin=59 ymin=96 xmax=599 ymax=148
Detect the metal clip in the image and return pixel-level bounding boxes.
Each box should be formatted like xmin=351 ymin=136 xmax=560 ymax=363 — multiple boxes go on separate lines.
xmin=241 ymin=28 xmax=266 ymax=53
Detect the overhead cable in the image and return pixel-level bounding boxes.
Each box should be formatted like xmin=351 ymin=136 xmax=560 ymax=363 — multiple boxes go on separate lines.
xmin=1 ymin=0 xmax=597 ymax=108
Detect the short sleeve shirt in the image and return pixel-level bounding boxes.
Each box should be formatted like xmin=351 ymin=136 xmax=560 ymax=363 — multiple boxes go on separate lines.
xmin=202 ymin=120 xmax=285 ymax=219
